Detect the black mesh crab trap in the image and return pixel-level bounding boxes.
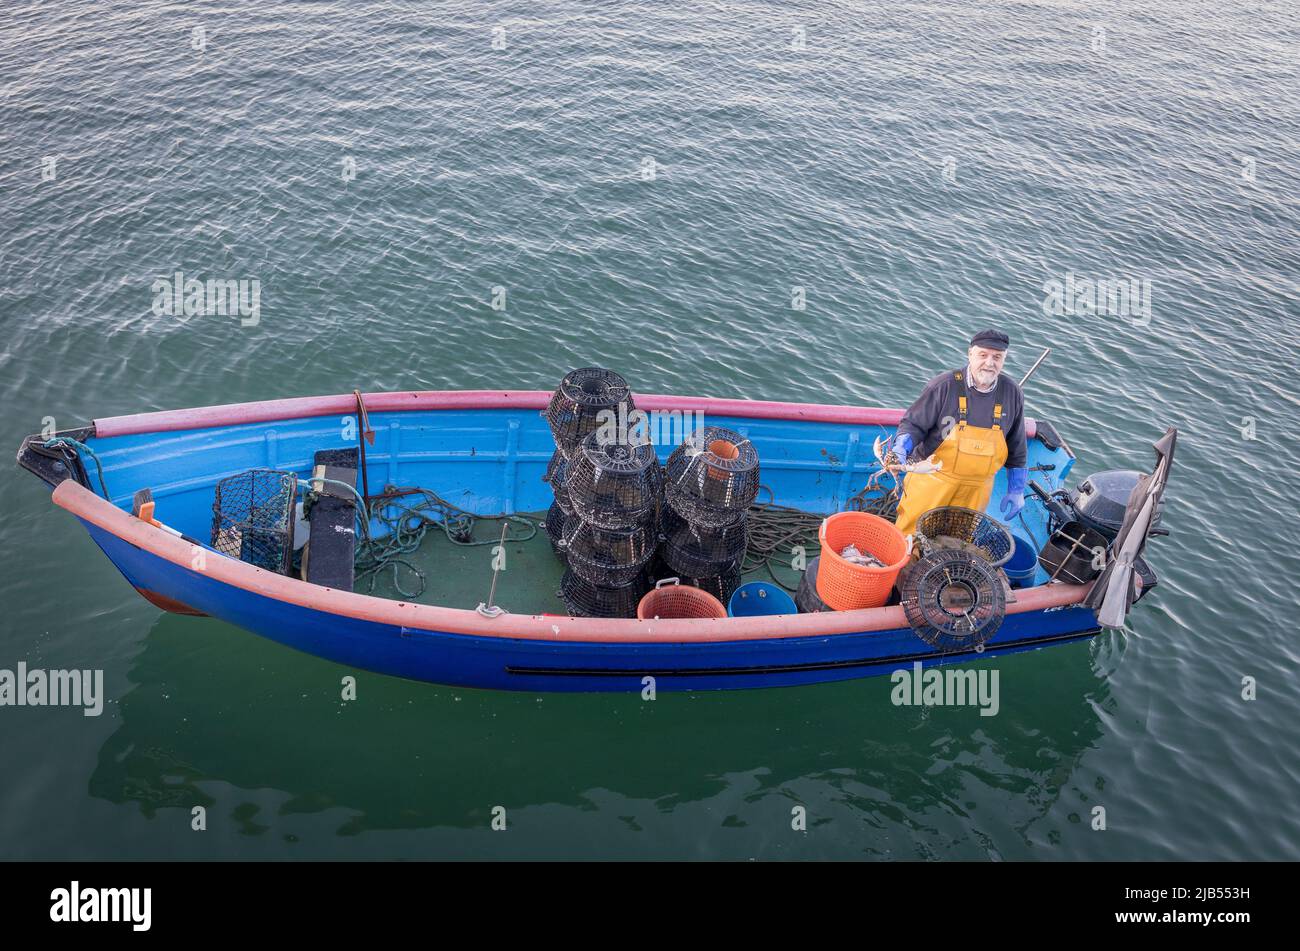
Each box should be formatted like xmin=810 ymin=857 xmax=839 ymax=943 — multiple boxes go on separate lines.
xmin=560 ymin=514 xmax=657 ymax=586
xmin=544 ymin=367 xmax=635 ymax=456
xmin=914 ymin=506 xmax=1014 ymax=568
xmin=544 ymin=500 xmax=569 ymax=561
xmin=559 ymin=568 xmax=651 ymax=619
xmin=659 ymin=502 xmax=747 ymax=578
xmin=900 ymin=549 xmax=1006 ymax=652
xmin=543 ymin=449 xmax=575 ymax=515
xmin=565 ymin=431 xmax=662 ymax=530
xmin=663 ymin=426 xmax=760 ymax=528
xmin=210 ymin=468 xmax=297 ymax=574
xmin=543 ymin=448 xmax=566 ymax=485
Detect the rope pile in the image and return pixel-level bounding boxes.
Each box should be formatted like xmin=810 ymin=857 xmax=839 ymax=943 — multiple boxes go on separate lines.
xmin=332 ymin=486 xmax=538 ymax=599
xmin=743 ymin=489 xmax=823 ymax=589
xmin=742 ymin=480 xmax=902 ymax=591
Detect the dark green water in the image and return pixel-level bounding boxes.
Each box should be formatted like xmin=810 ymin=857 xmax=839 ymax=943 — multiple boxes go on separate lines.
xmin=2 ymin=0 xmax=1298 ymax=859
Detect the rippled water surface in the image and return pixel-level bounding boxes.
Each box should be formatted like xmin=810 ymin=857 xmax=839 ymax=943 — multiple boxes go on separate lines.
xmin=2 ymin=0 xmax=1298 ymax=859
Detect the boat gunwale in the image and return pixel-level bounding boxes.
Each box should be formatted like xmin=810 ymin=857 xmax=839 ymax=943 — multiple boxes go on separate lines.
xmin=92 ymin=389 xmax=1041 ymax=439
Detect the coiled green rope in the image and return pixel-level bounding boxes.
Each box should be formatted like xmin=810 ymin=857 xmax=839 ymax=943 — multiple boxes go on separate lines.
xmin=325 ymin=485 xmax=537 ymax=599
xmin=742 ymin=481 xmax=901 ymax=591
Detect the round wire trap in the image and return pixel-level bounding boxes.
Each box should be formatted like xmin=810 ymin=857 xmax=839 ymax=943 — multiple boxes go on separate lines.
xmin=663 ymin=426 xmax=760 ymax=528
xmin=544 ymin=367 xmax=635 ymax=456
xmin=659 ymin=503 xmax=747 ymax=578
xmin=560 ymin=514 xmax=658 ymax=586
xmin=900 ymin=549 xmax=1006 ymax=652
xmin=559 ymin=569 xmax=650 ymax=619
xmin=565 ymin=431 xmax=662 ymax=530
xmin=665 ymin=569 xmax=742 ymax=605
xmin=544 ymin=450 xmax=575 ymax=515
xmin=544 ymin=500 xmax=568 ymax=560
xmin=914 ymin=506 xmax=1014 ymax=568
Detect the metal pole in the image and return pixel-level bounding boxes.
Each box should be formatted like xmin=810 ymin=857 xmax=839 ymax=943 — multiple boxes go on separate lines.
xmin=1019 ymin=345 xmax=1050 ymax=387
xmin=478 ymin=521 xmax=510 ymax=617
xmin=1019 ymin=347 xmax=1051 ymax=387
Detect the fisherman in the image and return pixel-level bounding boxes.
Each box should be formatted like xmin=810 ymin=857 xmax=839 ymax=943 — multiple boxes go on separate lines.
xmin=889 ymin=329 xmax=1028 ymax=536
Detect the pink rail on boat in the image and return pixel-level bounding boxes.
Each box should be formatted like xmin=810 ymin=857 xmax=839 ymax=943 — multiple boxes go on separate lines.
xmin=94 ymin=390 xmax=1038 ymax=439
xmin=52 ymin=480 xmax=1088 ymax=643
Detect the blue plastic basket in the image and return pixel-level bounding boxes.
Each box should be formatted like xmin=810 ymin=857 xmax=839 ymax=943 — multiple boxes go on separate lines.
xmin=728 ymin=581 xmax=798 ymax=617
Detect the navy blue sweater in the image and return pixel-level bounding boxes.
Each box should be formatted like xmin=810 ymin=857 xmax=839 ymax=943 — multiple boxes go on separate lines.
xmin=896 ymin=369 xmax=1027 ymax=469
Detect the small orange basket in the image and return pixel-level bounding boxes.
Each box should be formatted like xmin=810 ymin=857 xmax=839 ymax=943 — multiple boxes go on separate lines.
xmin=815 ymin=511 xmax=910 ymax=610
xmin=637 ymin=578 xmax=728 ymax=620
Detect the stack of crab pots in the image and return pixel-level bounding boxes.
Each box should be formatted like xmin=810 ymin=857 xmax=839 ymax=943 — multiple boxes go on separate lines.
xmin=542 ymin=368 xmax=661 ymax=617
xmin=658 ymin=426 xmax=760 ymax=605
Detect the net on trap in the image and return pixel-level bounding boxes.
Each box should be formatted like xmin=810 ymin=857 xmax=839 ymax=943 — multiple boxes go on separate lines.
xmin=899 ymin=549 xmax=1006 ymax=652
xmin=210 ymin=468 xmax=297 ymax=574
xmin=565 ymin=431 xmax=662 ymax=530
xmin=670 ymin=569 xmax=743 ymax=605
xmin=659 ymin=502 xmax=747 ymax=578
xmin=914 ymin=505 xmax=1014 ymax=568
xmin=559 ymin=568 xmax=651 ymax=619
xmin=544 ymin=367 xmax=635 ymax=456
xmin=663 ymin=426 xmax=760 ymax=528
xmin=544 ymin=449 xmax=575 ymax=515
xmin=560 ymin=514 xmax=658 ymax=586
xmin=544 ymin=500 xmax=569 ymax=561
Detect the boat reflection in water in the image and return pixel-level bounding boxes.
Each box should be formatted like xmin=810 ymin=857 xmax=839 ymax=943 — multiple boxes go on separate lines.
xmin=87 ymin=609 xmax=1114 ymax=858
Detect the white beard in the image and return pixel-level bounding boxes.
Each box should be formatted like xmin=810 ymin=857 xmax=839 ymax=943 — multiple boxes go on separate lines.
xmin=970 ymin=368 xmax=999 ymax=391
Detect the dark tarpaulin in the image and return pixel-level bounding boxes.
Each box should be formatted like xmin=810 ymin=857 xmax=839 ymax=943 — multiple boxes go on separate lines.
xmin=1085 ymin=426 xmax=1177 ymax=627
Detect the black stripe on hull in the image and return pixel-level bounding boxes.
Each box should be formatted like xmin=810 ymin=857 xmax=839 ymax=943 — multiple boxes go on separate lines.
xmin=505 ymin=627 xmax=1103 ymax=678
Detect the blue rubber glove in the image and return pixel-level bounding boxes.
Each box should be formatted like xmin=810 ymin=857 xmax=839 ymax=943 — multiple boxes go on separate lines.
xmin=891 ymin=433 xmax=913 ymax=464
xmin=999 ymin=467 xmax=1027 ymax=520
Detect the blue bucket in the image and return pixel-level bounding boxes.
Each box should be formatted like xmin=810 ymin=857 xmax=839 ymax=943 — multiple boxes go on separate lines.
xmin=1004 ymin=533 xmax=1039 ymax=585
xmin=728 ymin=581 xmax=798 ymax=617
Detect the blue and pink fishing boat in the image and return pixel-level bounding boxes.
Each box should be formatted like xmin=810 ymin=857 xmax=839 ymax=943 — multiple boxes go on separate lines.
xmin=16 ymin=389 xmax=1173 ymax=692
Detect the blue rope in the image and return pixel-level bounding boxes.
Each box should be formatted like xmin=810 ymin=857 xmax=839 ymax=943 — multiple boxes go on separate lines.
xmin=43 ymin=437 xmax=109 ymax=498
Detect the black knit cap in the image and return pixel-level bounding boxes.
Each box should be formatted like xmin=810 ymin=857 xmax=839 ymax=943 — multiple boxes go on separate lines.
xmin=969 ymin=328 xmax=1010 ymax=351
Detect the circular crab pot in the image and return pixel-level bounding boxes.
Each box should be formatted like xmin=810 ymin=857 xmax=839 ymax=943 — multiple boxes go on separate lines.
xmin=543 ymin=448 xmax=566 ymax=484
xmin=658 ymin=503 xmax=747 ymax=579
xmin=559 ymin=569 xmax=651 ymax=619
xmin=663 ymin=426 xmax=760 ymax=528
xmin=560 ymin=514 xmax=658 ymax=587
xmin=914 ymin=506 xmax=1014 ymax=568
xmin=544 ymin=500 xmax=569 ymax=561
xmin=565 ymin=431 xmax=662 ymax=530
xmin=544 ymin=367 xmax=634 ymax=456
xmin=671 ymin=569 xmax=742 ymax=605
xmin=543 ymin=449 xmax=576 ymax=516
xmin=636 ymin=578 xmax=727 ymax=621
xmin=900 ymin=549 xmax=1006 ymax=652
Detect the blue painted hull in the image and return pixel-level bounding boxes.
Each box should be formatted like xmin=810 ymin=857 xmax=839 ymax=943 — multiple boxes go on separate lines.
xmin=81 ymin=517 xmax=1101 ymax=693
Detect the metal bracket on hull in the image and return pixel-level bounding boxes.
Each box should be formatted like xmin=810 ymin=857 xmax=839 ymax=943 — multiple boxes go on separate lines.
xmin=15 ymin=427 xmax=96 ymax=490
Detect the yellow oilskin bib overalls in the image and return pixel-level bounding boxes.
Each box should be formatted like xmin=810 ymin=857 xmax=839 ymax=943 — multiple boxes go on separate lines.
xmin=894 ymin=371 xmax=1009 ymax=536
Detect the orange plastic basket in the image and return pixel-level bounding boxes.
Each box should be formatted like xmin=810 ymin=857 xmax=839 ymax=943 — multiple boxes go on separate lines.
xmin=815 ymin=511 xmax=910 ymax=610
xmin=637 ymin=578 xmax=728 ymax=620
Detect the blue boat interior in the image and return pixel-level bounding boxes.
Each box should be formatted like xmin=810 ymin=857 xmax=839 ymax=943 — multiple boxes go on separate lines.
xmin=60 ymin=406 xmax=1076 ymax=609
